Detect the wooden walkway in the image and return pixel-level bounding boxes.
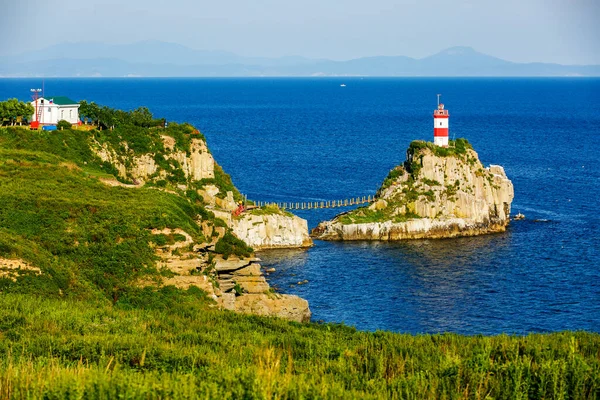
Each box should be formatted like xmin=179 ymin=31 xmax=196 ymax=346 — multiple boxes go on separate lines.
xmin=249 ymin=195 xmax=375 ymax=210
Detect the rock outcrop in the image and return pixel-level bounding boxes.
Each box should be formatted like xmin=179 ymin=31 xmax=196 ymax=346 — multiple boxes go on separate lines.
xmin=0 ymin=257 xmax=42 ymax=282
xmin=92 ymin=127 xmax=312 ymax=320
xmin=94 ymin=136 xmax=214 ymax=184
xmin=198 ymin=186 xmax=312 ymax=250
xmin=151 ymin=228 xmax=311 ymax=323
xmin=312 ymin=139 xmax=514 ymax=241
xmin=231 ymin=212 xmax=313 ymax=249
xmin=214 ymin=257 xmax=311 ymax=323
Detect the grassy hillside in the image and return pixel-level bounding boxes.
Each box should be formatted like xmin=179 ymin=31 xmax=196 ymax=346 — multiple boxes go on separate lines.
xmin=0 ymin=125 xmax=598 ymax=398
xmin=0 ymin=125 xmax=243 ymax=303
xmin=0 ymin=294 xmax=598 ymax=399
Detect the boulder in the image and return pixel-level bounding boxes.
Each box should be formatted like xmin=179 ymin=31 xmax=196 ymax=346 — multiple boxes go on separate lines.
xmin=233 ymin=276 xmax=270 ymax=294
xmin=234 ymin=294 xmax=311 ymax=323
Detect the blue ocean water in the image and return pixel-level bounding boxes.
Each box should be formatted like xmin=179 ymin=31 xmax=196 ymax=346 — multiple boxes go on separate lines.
xmin=1 ymin=77 xmax=599 ymax=335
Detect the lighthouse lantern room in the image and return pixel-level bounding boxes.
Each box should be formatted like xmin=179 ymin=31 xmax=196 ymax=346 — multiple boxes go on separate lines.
xmin=433 ymin=94 xmax=449 ymax=147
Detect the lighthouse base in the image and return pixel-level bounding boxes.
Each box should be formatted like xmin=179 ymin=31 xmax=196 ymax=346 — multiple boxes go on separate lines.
xmin=434 ymin=136 xmax=448 ymax=147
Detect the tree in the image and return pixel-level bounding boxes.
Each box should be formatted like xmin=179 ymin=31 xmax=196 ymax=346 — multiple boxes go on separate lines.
xmin=79 ymin=100 xmax=101 ymax=126
xmin=0 ymin=99 xmax=34 ymax=126
xmin=131 ymin=107 xmax=153 ymax=127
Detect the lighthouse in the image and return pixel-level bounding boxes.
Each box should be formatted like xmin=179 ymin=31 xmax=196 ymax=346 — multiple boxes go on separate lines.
xmin=433 ymin=94 xmax=449 ymax=147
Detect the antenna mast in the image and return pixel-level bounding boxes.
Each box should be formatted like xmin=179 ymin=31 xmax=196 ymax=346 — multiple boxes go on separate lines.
xmin=437 ymin=94 xmax=441 ymax=107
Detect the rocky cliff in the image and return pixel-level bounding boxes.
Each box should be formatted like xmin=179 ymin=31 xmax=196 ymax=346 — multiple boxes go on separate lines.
xmin=312 ymin=139 xmax=514 ymax=240
xmin=1 ymin=119 xmax=312 ymax=323
xmin=93 ymin=135 xmax=214 ymax=184
xmin=92 ymin=126 xmax=312 ymax=251
xmin=89 ymin=124 xmax=312 ymax=320
xmin=231 ymin=208 xmax=313 ymax=249
xmin=152 ymin=228 xmax=311 ymax=323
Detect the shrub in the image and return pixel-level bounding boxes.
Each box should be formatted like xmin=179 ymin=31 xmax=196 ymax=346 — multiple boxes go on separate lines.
xmin=380 ymin=166 xmax=405 ymax=190
xmin=214 ymin=231 xmax=253 ymax=259
xmin=56 ymin=120 xmax=72 ymax=130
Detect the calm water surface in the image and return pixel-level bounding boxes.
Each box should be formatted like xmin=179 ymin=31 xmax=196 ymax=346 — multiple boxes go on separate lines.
xmin=1 ymin=77 xmax=599 ymax=334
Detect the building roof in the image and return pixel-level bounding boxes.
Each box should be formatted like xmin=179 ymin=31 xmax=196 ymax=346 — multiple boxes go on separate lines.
xmin=49 ymin=96 xmax=78 ymax=106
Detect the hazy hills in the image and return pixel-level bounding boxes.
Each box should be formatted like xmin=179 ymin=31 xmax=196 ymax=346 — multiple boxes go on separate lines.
xmin=1 ymin=41 xmax=598 ymax=77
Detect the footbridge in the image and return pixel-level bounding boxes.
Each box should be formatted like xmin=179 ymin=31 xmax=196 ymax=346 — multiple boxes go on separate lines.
xmin=246 ymin=195 xmax=376 ymax=211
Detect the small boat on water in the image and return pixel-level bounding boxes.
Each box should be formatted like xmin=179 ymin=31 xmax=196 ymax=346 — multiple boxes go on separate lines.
xmin=340 ymin=84 xmax=346 ymax=87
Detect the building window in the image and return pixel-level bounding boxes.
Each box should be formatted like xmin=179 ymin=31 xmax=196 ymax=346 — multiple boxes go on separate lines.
xmin=69 ymin=110 xmax=72 ymax=118
xmin=61 ymin=110 xmax=64 ymax=118
xmin=48 ymin=107 xmax=51 ymax=112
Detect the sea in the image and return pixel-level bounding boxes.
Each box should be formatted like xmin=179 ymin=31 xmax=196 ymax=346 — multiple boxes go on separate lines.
xmin=1 ymin=77 xmax=599 ymax=335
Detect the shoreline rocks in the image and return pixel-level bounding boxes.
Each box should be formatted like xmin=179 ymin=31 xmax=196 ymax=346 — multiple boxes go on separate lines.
xmin=152 ymin=228 xmax=311 ymax=323
xmin=231 ymin=212 xmax=313 ymax=250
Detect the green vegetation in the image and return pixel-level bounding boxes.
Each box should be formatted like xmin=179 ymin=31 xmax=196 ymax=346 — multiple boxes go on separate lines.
xmin=0 ymin=146 xmax=203 ymax=303
xmin=56 ymin=119 xmax=72 ymax=130
xmin=0 ymin=122 xmax=239 ymax=301
xmin=249 ymin=204 xmax=293 ymax=218
xmin=408 ymin=138 xmax=473 ymax=159
xmin=422 ymin=177 xmax=441 ymax=187
xmin=0 ymin=99 xmax=34 ymax=126
xmin=380 ymin=166 xmax=406 ymax=191
xmin=215 ymin=231 xmax=253 ymax=259
xmin=0 ymin=294 xmax=598 ymax=399
xmin=339 ymin=207 xmax=421 ymax=224
xmin=78 ymin=101 xmax=165 ymax=129
xmin=196 ymin=163 xmax=243 ymax=201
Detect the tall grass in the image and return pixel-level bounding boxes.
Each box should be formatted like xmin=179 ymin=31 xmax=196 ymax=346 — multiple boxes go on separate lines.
xmin=0 ymin=294 xmax=598 ymax=399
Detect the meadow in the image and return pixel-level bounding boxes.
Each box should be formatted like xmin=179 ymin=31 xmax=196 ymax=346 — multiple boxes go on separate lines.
xmin=0 ymin=294 xmax=598 ymax=399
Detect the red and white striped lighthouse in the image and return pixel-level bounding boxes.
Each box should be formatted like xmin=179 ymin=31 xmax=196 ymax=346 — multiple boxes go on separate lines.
xmin=433 ymin=94 xmax=449 ymax=147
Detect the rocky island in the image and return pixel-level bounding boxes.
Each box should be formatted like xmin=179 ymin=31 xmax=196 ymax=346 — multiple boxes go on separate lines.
xmin=312 ymin=139 xmax=514 ymax=240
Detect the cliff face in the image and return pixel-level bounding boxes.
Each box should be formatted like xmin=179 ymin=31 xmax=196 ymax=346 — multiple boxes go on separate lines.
xmin=93 ymin=131 xmax=312 ymax=251
xmin=313 ymin=140 xmax=514 ymax=240
xmin=94 ymin=135 xmax=214 ymax=184
xmin=231 ymin=212 xmax=313 ymax=249
xmin=153 ymin=228 xmax=310 ymax=323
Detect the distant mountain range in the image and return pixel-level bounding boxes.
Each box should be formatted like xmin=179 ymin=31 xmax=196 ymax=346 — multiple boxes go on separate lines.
xmin=1 ymin=41 xmax=598 ymax=77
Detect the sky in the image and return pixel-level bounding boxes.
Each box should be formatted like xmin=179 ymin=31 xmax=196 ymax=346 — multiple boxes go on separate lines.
xmin=1 ymin=0 xmax=599 ymax=64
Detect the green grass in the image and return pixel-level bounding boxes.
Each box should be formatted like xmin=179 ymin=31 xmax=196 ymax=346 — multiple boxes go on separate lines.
xmin=408 ymin=138 xmax=473 ymax=159
xmin=380 ymin=166 xmax=406 ymax=191
xmin=339 ymin=207 xmax=421 ymax=225
xmin=249 ymin=204 xmax=293 ymax=218
xmin=0 ymin=294 xmax=598 ymax=399
xmin=215 ymin=231 xmax=253 ymax=259
xmin=0 ymin=148 xmax=205 ymax=302
xmin=0 ymin=126 xmax=240 ymax=302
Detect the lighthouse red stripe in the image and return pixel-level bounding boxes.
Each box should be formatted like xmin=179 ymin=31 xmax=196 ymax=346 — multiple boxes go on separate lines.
xmin=434 ymin=128 xmax=448 ymax=137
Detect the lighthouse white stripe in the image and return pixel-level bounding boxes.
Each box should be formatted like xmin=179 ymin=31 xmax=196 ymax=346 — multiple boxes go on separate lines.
xmin=434 ymin=136 xmax=449 ymax=147
xmin=434 ymin=118 xmax=449 ymax=129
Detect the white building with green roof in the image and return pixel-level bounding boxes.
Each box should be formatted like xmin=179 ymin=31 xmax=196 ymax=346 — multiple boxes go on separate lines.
xmin=30 ymin=96 xmax=80 ymax=126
